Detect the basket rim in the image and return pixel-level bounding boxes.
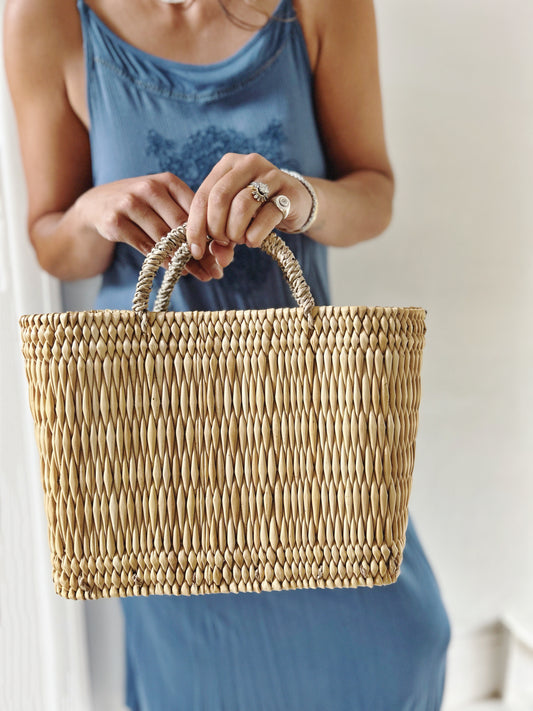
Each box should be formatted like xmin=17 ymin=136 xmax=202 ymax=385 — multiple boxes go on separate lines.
xmin=20 ymin=304 xmax=427 ymax=325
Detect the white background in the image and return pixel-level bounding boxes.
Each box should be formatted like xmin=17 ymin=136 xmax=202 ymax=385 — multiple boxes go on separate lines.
xmin=368 ymin=0 xmax=533 ymax=637
xmin=1 ymin=0 xmax=532 ymax=709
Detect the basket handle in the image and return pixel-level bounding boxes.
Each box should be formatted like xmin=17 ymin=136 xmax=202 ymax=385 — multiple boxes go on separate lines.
xmin=132 ymin=224 xmax=316 ymax=329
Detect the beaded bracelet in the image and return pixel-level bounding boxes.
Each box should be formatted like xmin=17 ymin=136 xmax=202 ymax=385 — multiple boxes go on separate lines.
xmin=280 ymin=168 xmax=319 ymax=233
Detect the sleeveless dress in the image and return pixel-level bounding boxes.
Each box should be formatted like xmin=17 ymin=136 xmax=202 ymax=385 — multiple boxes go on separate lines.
xmin=77 ymin=1 xmax=451 ymax=709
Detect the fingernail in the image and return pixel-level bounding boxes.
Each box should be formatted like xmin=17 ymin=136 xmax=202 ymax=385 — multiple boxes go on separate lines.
xmin=213 ymin=264 xmax=223 ymax=279
xmin=190 ymin=243 xmax=203 ymax=260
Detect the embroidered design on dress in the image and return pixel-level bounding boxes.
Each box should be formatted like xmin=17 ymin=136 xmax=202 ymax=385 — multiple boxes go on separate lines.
xmin=146 ymin=121 xmax=289 ymax=191
xmin=146 ymin=121 xmax=301 ymax=295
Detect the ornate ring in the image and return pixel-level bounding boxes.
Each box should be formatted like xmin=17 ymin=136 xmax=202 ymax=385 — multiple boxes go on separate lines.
xmin=249 ymin=181 xmax=270 ymax=204
xmin=270 ymin=194 xmax=291 ymax=221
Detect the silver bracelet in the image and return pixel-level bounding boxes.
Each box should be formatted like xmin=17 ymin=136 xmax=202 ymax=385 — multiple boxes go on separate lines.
xmin=280 ymin=168 xmax=319 ymax=233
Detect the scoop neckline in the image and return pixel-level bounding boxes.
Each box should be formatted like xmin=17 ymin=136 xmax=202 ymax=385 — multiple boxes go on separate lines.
xmin=80 ymin=0 xmax=288 ymax=73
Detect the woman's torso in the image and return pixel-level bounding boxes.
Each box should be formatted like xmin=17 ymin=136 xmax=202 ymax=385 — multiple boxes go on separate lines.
xmin=65 ymin=0 xmax=320 ymax=134
xmin=77 ymin=0 xmax=330 ymax=312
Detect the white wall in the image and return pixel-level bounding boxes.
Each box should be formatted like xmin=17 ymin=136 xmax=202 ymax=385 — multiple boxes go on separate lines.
xmin=0 ymin=19 xmax=92 ymax=707
xmin=337 ymin=0 xmax=533 ymax=704
xmin=368 ymin=0 xmax=533 ymax=634
xmin=2 ymin=0 xmax=532 ymax=709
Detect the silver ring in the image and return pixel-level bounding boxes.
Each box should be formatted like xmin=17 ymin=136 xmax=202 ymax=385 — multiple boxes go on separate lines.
xmin=249 ymin=181 xmax=270 ymax=204
xmin=270 ymin=194 xmax=291 ymax=221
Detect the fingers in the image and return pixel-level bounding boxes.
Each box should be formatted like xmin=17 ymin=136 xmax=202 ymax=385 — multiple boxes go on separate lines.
xmin=206 ymin=170 xmax=278 ymax=244
xmin=186 ymin=153 xmax=313 ymax=261
xmin=164 ymin=172 xmax=195 ymax=216
xmin=182 ymin=242 xmax=235 ymax=281
xmin=243 ymin=201 xmax=286 ymax=247
xmin=120 ymin=174 xmax=192 ymax=245
xmin=187 ymin=156 xmax=235 ymax=259
xmin=183 ymin=247 xmax=226 ymax=281
xmin=183 ymin=260 xmax=220 ymax=282
xmin=187 ymin=153 xmax=280 ymax=258
xmin=93 ymin=172 xmax=192 ymax=256
xmin=225 ymin=179 xmax=279 ymax=244
xmin=209 ymin=241 xmax=235 ymax=268
xmin=122 ymin=199 xmax=172 ymax=246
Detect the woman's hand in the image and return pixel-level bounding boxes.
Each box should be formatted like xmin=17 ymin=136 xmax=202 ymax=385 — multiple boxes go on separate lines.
xmin=186 ymin=153 xmax=313 ymax=261
xmin=76 ymin=171 xmax=235 ymax=281
xmin=79 ymin=172 xmax=192 ymax=254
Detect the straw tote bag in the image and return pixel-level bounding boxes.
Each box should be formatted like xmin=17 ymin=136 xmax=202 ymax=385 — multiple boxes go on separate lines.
xmin=20 ymin=226 xmax=426 ymax=600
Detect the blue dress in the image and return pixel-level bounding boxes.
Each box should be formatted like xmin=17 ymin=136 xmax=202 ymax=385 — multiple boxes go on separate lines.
xmin=77 ymin=1 xmax=450 ymax=708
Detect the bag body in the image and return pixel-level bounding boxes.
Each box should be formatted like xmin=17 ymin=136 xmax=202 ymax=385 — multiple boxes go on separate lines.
xmin=20 ymin=231 xmax=426 ymax=599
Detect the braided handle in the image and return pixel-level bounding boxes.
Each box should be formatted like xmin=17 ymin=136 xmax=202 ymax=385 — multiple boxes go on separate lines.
xmin=132 ymin=225 xmax=316 ymax=329
xmin=132 ymin=225 xmax=189 ymax=329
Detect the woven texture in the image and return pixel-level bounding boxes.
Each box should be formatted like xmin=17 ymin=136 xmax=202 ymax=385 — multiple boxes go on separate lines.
xmin=19 ymin=234 xmax=426 ymax=600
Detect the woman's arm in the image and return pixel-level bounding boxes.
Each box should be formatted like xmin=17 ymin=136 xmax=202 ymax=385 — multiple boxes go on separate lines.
xmin=4 ymin=0 xmax=112 ymax=279
xmin=3 ymin=0 xmax=228 ymax=282
xmin=303 ymin=0 xmax=394 ymax=247
xmin=186 ymin=0 xmax=394 ymax=260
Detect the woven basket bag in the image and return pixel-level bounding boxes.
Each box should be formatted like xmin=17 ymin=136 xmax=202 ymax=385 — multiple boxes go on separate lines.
xmin=19 ymin=227 xmax=426 ymax=600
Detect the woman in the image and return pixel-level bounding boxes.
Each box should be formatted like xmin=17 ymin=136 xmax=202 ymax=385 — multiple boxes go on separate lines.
xmin=5 ymin=0 xmax=450 ymax=708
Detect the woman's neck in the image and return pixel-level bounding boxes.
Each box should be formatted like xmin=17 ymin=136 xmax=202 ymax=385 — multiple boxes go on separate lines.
xmin=85 ymin=0 xmax=278 ymax=64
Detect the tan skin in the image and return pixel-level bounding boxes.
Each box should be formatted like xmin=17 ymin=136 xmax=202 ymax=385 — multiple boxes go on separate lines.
xmin=4 ymin=0 xmax=394 ymax=284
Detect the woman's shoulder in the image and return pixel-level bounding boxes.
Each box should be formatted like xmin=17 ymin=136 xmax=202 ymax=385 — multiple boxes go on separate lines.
xmin=4 ymin=0 xmax=81 ymax=76
xmin=292 ymin=0 xmax=321 ymax=71
xmin=4 ymin=0 xmax=87 ymax=128
xmin=4 ymin=0 xmax=78 ymax=36
xmin=293 ymin=0 xmax=368 ymax=73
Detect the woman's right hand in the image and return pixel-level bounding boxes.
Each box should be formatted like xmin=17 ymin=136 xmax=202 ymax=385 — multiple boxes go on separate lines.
xmin=82 ymin=172 xmax=193 ymax=257
xmin=77 ymin=172 xmax=235 ymax=281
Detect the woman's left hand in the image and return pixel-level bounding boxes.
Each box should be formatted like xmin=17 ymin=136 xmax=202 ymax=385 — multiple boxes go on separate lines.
xmin=185 ymin=153 xmax=312 ymax=268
